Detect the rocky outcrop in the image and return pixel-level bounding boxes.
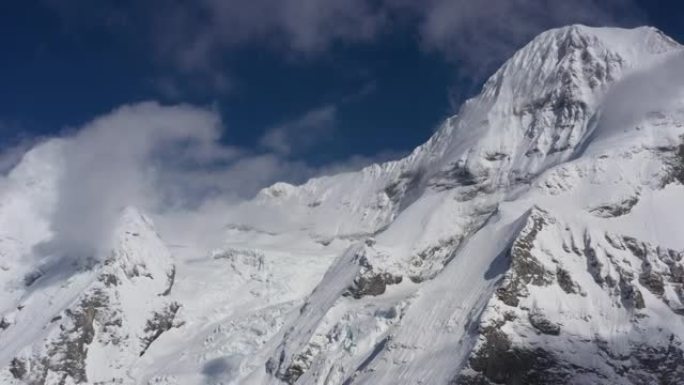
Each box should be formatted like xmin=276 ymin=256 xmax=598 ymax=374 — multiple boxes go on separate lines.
xmin=496 ymin=210 xmax=553 ymax=307
xmin=457 ymin=325 xmax=568 ymax=385
xmin=2 ymin=208 xmax=179 ymax=384
xmin=659 ymin=136 xmax=684 ymax=186
xmin=589 ymin=196 xmax=639 ymax=218
xmin=140 ymin=302 xmax=181 ymax=356
xmin=459 ymin=327 xmax=684 ymax=385
xmin=458 ymin=206 xmax=684 ymax=384
xmin=344 ymin=271 xmax=403 ymax=299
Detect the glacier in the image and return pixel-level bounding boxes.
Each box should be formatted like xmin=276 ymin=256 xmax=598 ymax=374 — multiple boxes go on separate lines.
xmin=0 ymin=25 xmax=684 ymax=384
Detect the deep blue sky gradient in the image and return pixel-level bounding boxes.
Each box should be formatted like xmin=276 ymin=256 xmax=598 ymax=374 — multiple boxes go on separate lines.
xmin=0 ymin=1 xmax=682 ymax=165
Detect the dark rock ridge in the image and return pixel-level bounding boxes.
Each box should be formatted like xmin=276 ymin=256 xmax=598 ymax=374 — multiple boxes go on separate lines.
xmin=458 ymin=207 xmax=684 ymax=384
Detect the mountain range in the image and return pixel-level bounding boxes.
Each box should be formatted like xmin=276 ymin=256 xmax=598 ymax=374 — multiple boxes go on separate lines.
xmin=1 ymin=25 xmax=683 ymax=385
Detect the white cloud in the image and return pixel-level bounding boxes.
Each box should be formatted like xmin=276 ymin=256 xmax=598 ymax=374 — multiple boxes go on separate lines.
xmin=259 ymin=105 xmax=337 ymax=156
xmin=45 ymin=0 xmax=642 ymax=85
xmin=380 ymin=0 xmax=642 ymax=85
xmin=36 ymin=102 xmax=223 ymax=258
xmin=165 ymin=0 xmax=385 ymax=71
xmin=0 ymin=137 xmax=40 ymax=175
xmin=22 ymin=101 xmax=386 ymax=260
xmin=28 ymin=0 xmax=648 ymax=260
xmin=164 ymin=0 xmax=640 ymax=76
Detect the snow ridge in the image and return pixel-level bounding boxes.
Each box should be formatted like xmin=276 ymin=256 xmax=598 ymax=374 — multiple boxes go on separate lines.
xmin=1 ymin=25 xmax=684 ymax=385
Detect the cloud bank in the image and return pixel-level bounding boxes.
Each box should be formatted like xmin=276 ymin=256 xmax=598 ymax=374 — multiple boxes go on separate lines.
xmin=260 ymin=104 xmax=337 ymax=156
xmin=23 ymin=101 xmax=387 ymax=260
xmin=47 ymin=0 xmax=642 ymax=85
xmin=31 ymin=53 xmax=682 ymax=262
xmin=37 ymin=103 xmax=222 ymax=258
xmin=25 ymin=0 xmax=652 ymax=260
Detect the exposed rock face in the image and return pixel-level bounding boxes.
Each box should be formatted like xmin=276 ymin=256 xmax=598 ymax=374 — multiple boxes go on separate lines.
xmin=140 ymin=302 xmax=181 ymax=356
xmin=660 ymin=136 xmax=684 ymax=186
xmin=8 ymin=359 xmax=26 ymax=381
xmin=2 ymin=25 xmax=684 ymax=385
xmin=344 ymin=256 xmax=403 ymax=299
xmin=458 ymin=208 xmax=684 ymax=384
xmin=496 ymin=210 xmax=553 ymax=307
xmin=45 ymin=292 xmax=107 ymax=383
xmin=248 ymin=26 xmax=684 ymax=385
xmin=459 ymin=329 xmax=684 ymax=385
xmin=1 ymin=208 xmax=179 ymax=384
xmin=345 ymin=272 xmax=403 ymax=299
xmin=589 ymin=196 xmax=639 ymax=218
xmin=556 ymin=267 xmax=579 ymax=294
xmin=458 ymin=328 xmax=566 ymax=385
xmin=527 ymin=311 xmax=561 ymax=335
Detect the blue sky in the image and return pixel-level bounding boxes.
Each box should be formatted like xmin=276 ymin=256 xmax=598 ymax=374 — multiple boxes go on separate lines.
xmin=0 ymin=0 xmax=682 ymax=170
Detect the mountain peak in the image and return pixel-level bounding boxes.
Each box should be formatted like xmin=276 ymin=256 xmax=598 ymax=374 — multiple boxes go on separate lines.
xmin=245 ymin=26 xmax=683 ymax=243
xmin=418 ymin=26 xmax=683 ymax=187
xmin=3 ymin=24 xmax=684 ymax=385
xmin=531 ymin=24 xmax=678 ymax=60
xmin=106 ymin=206 xmax=173 ymax=282
xmin=481 ymin=25 xmax=679 ymax=108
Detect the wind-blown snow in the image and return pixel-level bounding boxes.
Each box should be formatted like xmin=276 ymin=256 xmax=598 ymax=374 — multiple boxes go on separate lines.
xmin=1 ymin=25 xmax=684 ymax=385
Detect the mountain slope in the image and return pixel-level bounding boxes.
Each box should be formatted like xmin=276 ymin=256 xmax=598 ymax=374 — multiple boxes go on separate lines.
xmin=243 ymin=25 xmax=684 ymax=385
xmin=1 ymin=25 xmax=683 ymax=385
xmin=0 ymin=207 xmax=179 ymax=384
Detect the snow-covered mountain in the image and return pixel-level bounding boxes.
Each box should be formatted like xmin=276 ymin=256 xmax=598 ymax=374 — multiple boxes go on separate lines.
xmin=1 ymin=25 xmax=684 ymax=384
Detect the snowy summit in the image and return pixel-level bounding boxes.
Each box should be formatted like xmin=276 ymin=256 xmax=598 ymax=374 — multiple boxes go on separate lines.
xmin=1 ymin=25 xmax=684 ymax=385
